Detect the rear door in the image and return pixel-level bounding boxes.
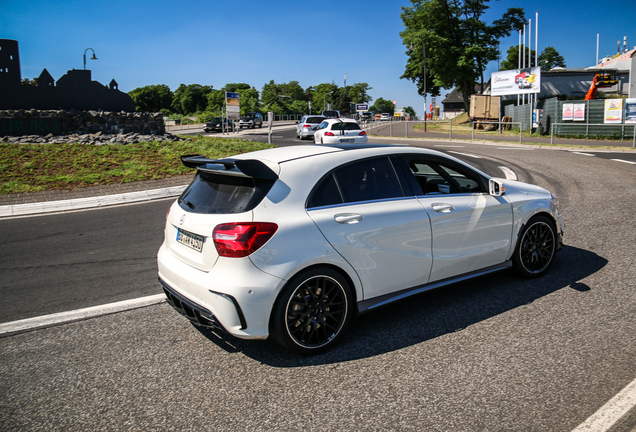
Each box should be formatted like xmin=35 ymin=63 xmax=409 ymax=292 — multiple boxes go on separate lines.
xmin=306 ymin=156 xmax=432 ymax=300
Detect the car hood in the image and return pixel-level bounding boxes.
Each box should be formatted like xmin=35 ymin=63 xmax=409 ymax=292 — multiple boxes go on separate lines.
xmin=495 ymin=178 xmax=552 ymax=200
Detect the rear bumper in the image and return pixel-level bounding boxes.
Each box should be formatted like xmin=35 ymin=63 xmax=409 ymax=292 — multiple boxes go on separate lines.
xmin=160 ymin=278 xmax=232 ymax=333
xmin=157 ymin=242 xmax=283 ymax=340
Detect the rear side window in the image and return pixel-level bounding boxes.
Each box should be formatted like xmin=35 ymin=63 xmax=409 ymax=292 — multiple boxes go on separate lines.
xmin=307 ymin=157 xmax=404 ymax=208
xmin=178 ymin=172 xmax=274 ymax=214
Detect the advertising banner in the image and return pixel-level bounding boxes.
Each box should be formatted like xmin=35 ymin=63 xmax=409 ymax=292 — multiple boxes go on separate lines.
xmin=562 ymin=103 xmax=574 ymax=120
xmin=625 ymin=99 xmax=636 ymax=124
xmin=604 ymin=99 xmax=623 ymax=124
xmin=491 ymin=67 xmax=541 ymax=96
xmin=573 ymin=103 xmax=586 ymax=121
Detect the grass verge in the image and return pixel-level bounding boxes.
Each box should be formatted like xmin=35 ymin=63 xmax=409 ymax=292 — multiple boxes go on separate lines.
xmin=0 ymin=136 xmax=276 ymax=195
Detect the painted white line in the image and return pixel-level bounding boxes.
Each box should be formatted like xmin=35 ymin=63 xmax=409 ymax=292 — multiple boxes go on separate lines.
xmin=0 ymin=185 xmax=187 ymax=218
xmin=571 ymin=152 xmax=596 ymax=157
xmin=448 ymin=151 xmax=482 ymax=159
xmin=611 ymin=159 xmax=636 ymax=165
xmin=571 ymin=378 xmax=636 ymax=432
xmin=0 ymin=294 xmax=166 ymax=335
xmin=496 ymin=147 xmax=534 ymax=150
xmin=498 ymin=166 xmax=518 ymax=180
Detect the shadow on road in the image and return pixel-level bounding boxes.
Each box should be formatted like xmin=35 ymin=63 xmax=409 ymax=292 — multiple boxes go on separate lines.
xmin=194 ymin=245 xmax=606 ymax=366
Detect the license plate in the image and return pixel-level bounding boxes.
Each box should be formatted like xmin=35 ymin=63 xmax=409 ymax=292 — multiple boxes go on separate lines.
xmin=340 ymin=139 xmax=354 ymax=143
xmin=176 ymin=228 xmax=204 ymax=252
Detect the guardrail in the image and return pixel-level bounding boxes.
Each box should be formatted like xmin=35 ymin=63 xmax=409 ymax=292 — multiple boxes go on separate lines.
xmin=472 ymin=121 xmax=523 ymax=143
xmin=550 ymin=123 xmax=636 ymax=147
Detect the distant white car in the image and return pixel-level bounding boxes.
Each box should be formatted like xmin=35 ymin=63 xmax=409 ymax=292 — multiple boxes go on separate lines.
xmin=157 ymin=144 xmax=564 ymax=354
xmin=313 ymin=118 xmax=368 ymax=144
xmin=380 ymin=113 xmax=392 ymax=121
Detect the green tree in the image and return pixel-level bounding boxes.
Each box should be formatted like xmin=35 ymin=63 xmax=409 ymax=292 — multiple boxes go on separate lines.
xmin=500 ymin=45 xmax=536 ymax=71
xmin=171 ymin=84 xmax=214 ymax=115
xmin=401 ymin=0 xmax=525 ymax=111
xmin=312 ymin=83 xmax=339 ymax=113
xmin=538 ymin=46 xmax=566 ymax=70
xmin=404 ymin=106 xmax=417 ymax=118
xmin=369 ymin=98 xmax=395 ymax=115
xmin=128 ymin=84 xmax=174 ymax=113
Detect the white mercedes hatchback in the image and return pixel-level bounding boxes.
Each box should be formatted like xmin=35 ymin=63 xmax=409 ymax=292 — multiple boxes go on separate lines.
xmin=313 ymin=118 xmax=368 ymax=144
xmin=157 ymin=145 xmax=564 ymax=355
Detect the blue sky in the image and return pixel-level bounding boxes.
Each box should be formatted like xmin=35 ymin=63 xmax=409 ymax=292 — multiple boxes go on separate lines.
xmin=3 ymin=0 xmax=636 ymax=117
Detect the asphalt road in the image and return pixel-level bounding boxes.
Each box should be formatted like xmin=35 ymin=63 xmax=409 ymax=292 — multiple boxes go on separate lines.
xmin=1 ymin=130 xmax=635 ymax=431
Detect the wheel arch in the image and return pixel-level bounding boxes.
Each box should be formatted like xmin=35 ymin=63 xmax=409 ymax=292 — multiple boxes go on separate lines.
xmin=268 ymin=262 xmax=360 ymax=326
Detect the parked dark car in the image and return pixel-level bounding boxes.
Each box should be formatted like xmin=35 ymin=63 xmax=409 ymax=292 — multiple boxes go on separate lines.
xmin=204 ymin=117 xmax=233 ymax=132
xmin=321 ymin=110 xmax=341 ymax=119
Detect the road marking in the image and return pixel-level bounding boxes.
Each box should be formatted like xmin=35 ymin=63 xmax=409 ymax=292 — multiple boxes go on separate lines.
xmin=611 ymin=159 xmax=636 ymax=165
xmin=498 ymin=166 xmax=518 ymax=180
xmin=496 ymin=147 xmax=534 ymax=150
xmin=434 ymin=145 xmax=465 ymax=148
xmin=571 ymin=152 xmax=596 ymax=157
xmin=448 ymin=151 xmax=482 ymax=158
xmin=0 ymin=294 xmax=166 ymax=335
xmin=571 ymin=378 xmax=636 ymax=432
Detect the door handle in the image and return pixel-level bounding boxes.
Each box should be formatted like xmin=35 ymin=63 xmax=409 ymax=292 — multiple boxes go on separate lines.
xmin=334 ymin=213 xmax=363 ymax=224
xmin=432 ymin=203 xmax=454 ymax=213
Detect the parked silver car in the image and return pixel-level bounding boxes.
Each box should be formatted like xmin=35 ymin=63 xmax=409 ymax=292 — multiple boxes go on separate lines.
xmin=239 ymin=112 xmax=263 ymax=129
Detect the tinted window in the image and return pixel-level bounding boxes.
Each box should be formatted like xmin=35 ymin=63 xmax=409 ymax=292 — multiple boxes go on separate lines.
xmin=318 ymin=121 xmax=329 ymax=129
xmin=307 ymin=173 xmax=342 ymax=208
xmin=334 ymin=158 xmax=403 ymax=204
xmin=178 ymin=171 xmax=274 ymax=214
xmin=331 ymin=122 xmax=361 ymax=131
xmin=306 ymin=117 xmax=326 ymax=123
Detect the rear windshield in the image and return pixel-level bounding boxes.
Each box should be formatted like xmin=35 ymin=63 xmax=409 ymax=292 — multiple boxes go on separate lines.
xmin=178 ymin=171 xmax=274 ymax=214
xmin=331 ymin=122 xmax=361 ymax=131
xmin=323 ymin=111 xmax=339 ymax=117
xmin=306 ymin=117 xmax=326 ymax=123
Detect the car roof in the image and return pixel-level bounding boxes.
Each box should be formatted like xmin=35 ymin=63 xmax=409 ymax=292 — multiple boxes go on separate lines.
xmin=323 ymin=118 xmax=357 ymax=124
xmin=231 ymin=144 xmax=461 ymax=165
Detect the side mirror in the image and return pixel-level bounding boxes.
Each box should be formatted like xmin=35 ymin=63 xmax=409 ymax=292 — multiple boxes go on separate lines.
xmin=489 ymin=179 xmax=506 ymax=196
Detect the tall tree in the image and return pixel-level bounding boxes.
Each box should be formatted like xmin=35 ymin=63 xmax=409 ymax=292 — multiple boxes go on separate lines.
xmin=500 ymin=45 xmax=536 ymax=71
xmin=369 ymin=98 xmax=396 ymax=115
xmin=401 ymin=0 xmax=525 ymax=111
xmin=128 ymin=84 xmax=173 ymax=113
xmin=538 ymin=46 xmax=566 ymax=70
xmin=171 ymin=84 xmax=214 ymax=115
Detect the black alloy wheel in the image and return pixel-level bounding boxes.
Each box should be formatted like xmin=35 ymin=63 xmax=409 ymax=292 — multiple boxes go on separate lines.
xmin=513 ymin=215 xmax=557 ymax=278
xmin=270 ymin=267 xmax=352 ymax=355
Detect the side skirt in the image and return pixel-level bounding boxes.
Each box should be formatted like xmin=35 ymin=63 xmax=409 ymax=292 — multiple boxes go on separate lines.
xmin=356 ymin=262 xmax=513 ymax=314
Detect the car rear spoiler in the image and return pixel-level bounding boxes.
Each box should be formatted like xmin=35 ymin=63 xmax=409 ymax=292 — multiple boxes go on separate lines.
xmin=180 ymin=155 xmax=279 ymax=180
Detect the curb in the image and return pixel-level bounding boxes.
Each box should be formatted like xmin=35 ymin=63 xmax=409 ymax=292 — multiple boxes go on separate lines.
xmin=0 ymin=185 xmax=186 ymax=218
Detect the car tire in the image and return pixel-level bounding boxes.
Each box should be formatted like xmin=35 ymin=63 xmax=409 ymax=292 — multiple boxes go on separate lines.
xmin=270 ymin=267 xmax=353 ymax=355
xmin=512 ymin=215 xmax=557 ymax=278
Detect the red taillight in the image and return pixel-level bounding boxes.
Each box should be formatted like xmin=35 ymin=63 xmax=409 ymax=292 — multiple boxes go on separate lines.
xmin=324 ymin=132 xmax=335 ymax=136
xmin=303 ymin=124 xmax=312 ymax=128
xmin=213 ymin=222 xmax=278 ymax=258
xmin=359 ymin=131 xmax=367 ymax=136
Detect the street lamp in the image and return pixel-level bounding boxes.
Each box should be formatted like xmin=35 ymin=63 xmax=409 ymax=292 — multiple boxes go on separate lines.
xmin=409 ymin=41 xmax=427 ymax=130
xmin=323 ymin=91 xmax=334 ymax=111
xmin=83 ymin=48 xmax=97 ymax=70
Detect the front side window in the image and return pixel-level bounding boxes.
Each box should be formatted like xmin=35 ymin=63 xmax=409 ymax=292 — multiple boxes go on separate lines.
xmin=404 ymin=158 xmax=483 ymax=195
